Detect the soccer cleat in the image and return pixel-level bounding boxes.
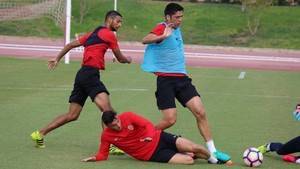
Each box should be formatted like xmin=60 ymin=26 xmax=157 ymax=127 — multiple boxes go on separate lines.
xmin=282 ymin=154 xmax=297 ymax=163
xmin=257 ymin=144 xmax=270 ymax=154
xmin=109 ymin=145 xmax=124 ymax=155
xmin=214 ymin=151 xmax=231 ymax=164
xmin=30 ymin=131 xmax=45 ymax=148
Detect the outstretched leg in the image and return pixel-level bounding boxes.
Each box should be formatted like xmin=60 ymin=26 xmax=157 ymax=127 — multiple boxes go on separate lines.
xmin=31 ymin=102 xmax=82 ymax=148
xmin=276 ymin=136 xmax=300 ymax=155
xmin=39 ymin=103 xmax=83 ymax=136
xmin=176 ymin=137 xmax=210 ymax=160
xmin=185 ymin=96 xmax=231 ymax=163
xmin=186 ymin=96 xmax=212 ymax=142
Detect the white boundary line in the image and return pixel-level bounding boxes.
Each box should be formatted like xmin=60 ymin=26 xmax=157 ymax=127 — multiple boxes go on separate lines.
xmin=0 ymin=86 xmax=298 ymax=99
xmin=203 ymin=91 xmax=300 ymax=99
xmin=1 ymin=43 xmax=300 ymax=63
xmin=0 ymin=87 xmax=148 ymax=92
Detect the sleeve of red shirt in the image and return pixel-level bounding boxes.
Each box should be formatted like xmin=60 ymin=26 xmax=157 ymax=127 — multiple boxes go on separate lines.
xmin=94 ymin=133 xmax=110 ymax=161
xmin=150 ymin=23 xmax=166 ymax=36
xmin=98 ymin=30 xmax=119 ymax=50
xmin=126 ymin=112 xmax=156 ymax=138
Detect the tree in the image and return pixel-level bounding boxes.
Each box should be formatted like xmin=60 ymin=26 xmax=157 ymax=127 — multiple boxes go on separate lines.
xmin=79 ymin=0 xmax=89 ymax=24
xmin=241 ymin=0 xmax=272 ymax=35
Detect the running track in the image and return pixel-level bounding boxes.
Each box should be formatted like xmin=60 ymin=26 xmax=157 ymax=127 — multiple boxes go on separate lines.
xmin=0 ymin=36 xmax=300 ymax=71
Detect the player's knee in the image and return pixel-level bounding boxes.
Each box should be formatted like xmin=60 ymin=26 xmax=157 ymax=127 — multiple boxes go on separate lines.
xmin=194 ymin=109 xmax=207 ymax=121
xmin=66 ymin=113 xmax=79 ymax=121
xmin=165 ymin=118 xmax=176 ymax=126
xmin=96 ymin=102 xmax=111 ymax=112
xmin=190 ymin=144 xmax=198 ymax=152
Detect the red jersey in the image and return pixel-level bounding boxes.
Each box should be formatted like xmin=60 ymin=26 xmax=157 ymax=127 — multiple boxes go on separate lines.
xmin=94 ymin=112 xmax=161 ymax=161
xmin=78 ymin=27 xmax=119 ymax=70
xmin=151 ymin=23 xmax=186 ymax=77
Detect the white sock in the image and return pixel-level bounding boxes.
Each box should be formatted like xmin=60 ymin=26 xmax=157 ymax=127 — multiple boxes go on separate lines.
xmin=266 ymin=143 xmax=271 ymax=151
xmin=208 ymin=155 xmax=218 ymax=164
xmin=206 ymin=140 xmax=217 ymax=154
xmin=296 ymin=158 xmax=300 ymax=164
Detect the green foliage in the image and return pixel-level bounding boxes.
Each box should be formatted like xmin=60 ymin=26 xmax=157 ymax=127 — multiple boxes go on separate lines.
xmin=0 ymin=0 xmax=300 ymax=49
xmin=241 ymin=0 xmax=273 ymax=35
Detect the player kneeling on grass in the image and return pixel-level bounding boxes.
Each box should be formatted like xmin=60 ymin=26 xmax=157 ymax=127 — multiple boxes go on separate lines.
xmin=81 ymin=111 xmax=230 ymax=164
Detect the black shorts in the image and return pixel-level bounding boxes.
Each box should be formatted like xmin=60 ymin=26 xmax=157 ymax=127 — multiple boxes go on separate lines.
xmin=69 ymin=66 xmax=109 ymax=107
xmin=149 ymin=132 xmax=179 ymax=163
xmin=155 ymin=76 xmax=200 ymax=110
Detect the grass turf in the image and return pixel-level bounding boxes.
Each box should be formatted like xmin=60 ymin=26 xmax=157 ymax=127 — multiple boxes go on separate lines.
xmin=0 ymin=57 xmax=299 ymax=169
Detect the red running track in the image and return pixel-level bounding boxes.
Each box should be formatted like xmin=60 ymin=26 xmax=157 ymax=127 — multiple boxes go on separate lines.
xmin=0 ymin=35 xmax=300 ymax=71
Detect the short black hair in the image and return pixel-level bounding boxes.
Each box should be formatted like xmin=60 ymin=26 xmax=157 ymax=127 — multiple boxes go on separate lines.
xmin=296 ymin=104 xmax=300 ymax=108
xmin=102 ymin=111 xmax=117 ymax=125
xmin=164 ymin=3 xmax=184 ymax=16
xmin=105 ymin=10 xmax=122 ymax=21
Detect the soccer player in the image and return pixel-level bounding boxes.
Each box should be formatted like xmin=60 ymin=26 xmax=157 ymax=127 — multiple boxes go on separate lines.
xmin=293 ymin=103 xmax=300 ymax=121
xmin=30 ymin=10 xmax=131 ymax=150
xmin=81 ymin=111 xmax=226 ymax=164
xmin=257 ymin=104 xmax=300 ymax=164
xmin=141 ymin=2 xmax=230 ymax=162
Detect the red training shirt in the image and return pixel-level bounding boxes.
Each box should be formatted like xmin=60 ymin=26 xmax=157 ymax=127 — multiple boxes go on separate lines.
xmin=78 ymin=27 xmax=119 ymax=70
xmin=94 ymin=112 xmax=161 ymax=161
xmin=150 ymin=23 xmax=186 ymax=77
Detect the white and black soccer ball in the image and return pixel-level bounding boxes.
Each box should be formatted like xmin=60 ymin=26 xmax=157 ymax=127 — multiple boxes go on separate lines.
xmin=243 ymin=147 xmax=263 ymax=167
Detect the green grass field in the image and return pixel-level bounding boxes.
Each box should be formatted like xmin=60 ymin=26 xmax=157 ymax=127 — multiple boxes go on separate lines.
xmin=1 ymin=0 xmax=300 ymax=49
xmin=0 ymin=57 xmax=299 ymax=169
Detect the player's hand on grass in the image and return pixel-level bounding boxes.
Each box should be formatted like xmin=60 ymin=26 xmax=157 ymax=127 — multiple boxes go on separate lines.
xmin=81 ymin=156 xmax=96 ymax=162
xmin=48 ymin=59 xmax=58 ymax=70
xmin=140 ymin=137 xmax=152 ymax=142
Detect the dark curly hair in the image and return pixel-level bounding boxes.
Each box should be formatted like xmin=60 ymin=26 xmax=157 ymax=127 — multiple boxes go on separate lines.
xmin=102 ymin=111 xmax=117 ymax=125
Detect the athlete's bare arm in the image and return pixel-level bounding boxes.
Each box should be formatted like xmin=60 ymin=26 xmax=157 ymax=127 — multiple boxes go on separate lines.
xmin=48 ymin=40 xmax=82 ymax=70
xmin=112 ymin=48 xmax=132 ymax=64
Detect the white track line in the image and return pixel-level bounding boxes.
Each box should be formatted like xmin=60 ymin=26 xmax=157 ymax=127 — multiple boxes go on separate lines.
xmin=1 ymin=43 xmax=300 ymax=63
xmin=0 ymin=46 xmax=61 ymax=52
xmin=204 ymin=91 xmax=300 ymax=99
xmin=0 ymin=43 xmax=61 ymax=49
xmin=0 ymin=86 xmax=298 ymax=99
xmin=0 ymin=87 xmax=148 ymax=92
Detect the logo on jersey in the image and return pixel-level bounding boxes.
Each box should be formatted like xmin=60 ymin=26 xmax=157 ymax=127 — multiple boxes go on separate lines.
xmin=127 ymin=125 xmax=134 ymax=130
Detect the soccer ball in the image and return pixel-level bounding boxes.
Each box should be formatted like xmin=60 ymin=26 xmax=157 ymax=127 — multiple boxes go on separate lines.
xmin=243 ymin=147 xmax=263 ymax=167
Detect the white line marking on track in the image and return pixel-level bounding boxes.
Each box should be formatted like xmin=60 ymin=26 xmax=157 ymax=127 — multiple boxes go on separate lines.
xmin=0 ymin=86 xmax=298 ymax=99
xmin=1 ymin=43 xmax=300 ymax=63
xmin=0 ymin=87 xmax=148 ymax=92
xmin=203 ymin=91 xmax=300 ymax=99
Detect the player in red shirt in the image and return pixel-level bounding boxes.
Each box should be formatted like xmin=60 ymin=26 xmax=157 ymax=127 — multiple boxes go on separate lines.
xmin=30 ymin=10 xmax=132 ymax=149
xmin=81 ymin=111 xmax=224 ymax=165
